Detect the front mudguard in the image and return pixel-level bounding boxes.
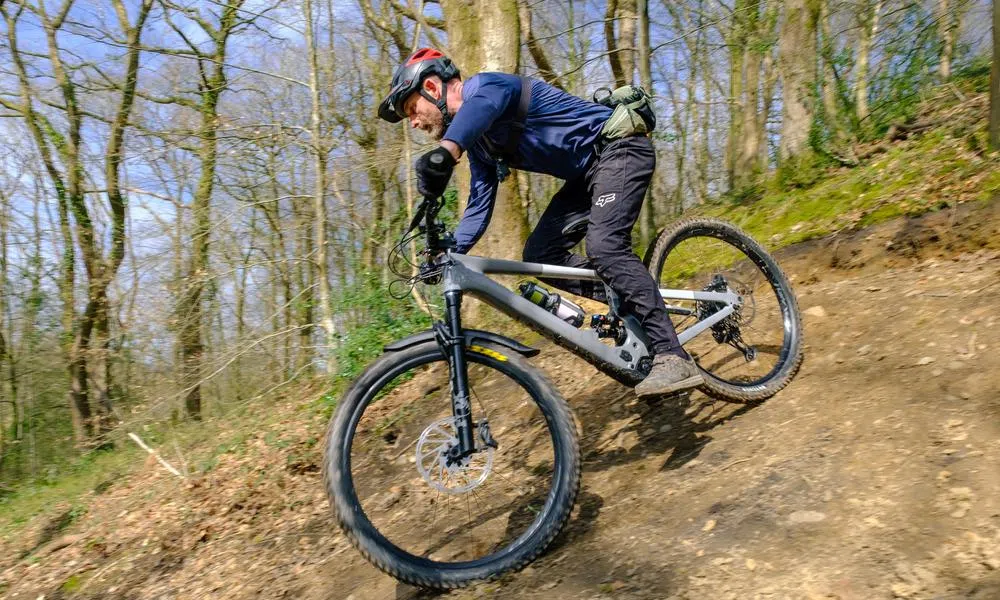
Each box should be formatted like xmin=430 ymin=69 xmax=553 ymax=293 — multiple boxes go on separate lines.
xmin=384 ymin=329 xmax=540 ymax=358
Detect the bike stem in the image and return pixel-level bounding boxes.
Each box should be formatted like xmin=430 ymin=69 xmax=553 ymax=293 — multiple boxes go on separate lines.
xmin=443 ymin=290 xmax=477 ymax=457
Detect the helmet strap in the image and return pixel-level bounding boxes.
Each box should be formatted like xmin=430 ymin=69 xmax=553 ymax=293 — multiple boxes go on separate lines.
xmin=420 ymin=85 xmax=452 ymax=130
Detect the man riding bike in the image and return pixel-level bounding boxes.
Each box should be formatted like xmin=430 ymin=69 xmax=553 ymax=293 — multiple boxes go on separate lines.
xmin=378 ymin=47 xmax=701 ymax=397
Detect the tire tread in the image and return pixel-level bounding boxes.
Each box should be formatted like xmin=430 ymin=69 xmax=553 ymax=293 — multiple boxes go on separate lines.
xmin=323 ymin=341 xmax=580 ymax=589
xmin=646 ymin=218 xmax=804 ymax=403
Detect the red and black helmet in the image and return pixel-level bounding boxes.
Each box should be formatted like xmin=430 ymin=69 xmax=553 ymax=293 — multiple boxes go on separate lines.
xmin=378 ymin=48 xmax=460 ymax=124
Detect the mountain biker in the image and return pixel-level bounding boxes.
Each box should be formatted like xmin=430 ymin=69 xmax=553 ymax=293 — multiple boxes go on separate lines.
xmin=377 ymin=47 xmax=702 ymax=397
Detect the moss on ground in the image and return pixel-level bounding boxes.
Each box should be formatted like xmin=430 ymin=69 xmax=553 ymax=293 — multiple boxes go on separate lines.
xmin=0 ymin=447 xmax=137 ymax=541
xmin=692 ymin=125 xmax=998 ymax=253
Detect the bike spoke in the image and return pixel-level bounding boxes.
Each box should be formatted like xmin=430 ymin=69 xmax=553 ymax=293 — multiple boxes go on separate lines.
xmin=654 ymin=226 xmax=794 ymax=388
xmin=347 ymin=351 xmax=559 ymax=564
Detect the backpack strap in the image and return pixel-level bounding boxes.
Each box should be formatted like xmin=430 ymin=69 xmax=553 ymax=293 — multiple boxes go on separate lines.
xmin=482 ymin=76 xmax=532 ymax=181
xmin=503 ymin=75 xmax=533 ymax=159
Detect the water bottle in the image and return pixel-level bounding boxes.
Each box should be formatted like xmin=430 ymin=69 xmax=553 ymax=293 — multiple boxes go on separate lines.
xmin=518 ymin=282 xmax=585 ymax=328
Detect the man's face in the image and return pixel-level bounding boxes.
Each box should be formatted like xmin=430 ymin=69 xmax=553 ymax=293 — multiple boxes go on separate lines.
xmin=403 ymin=80 xmax=445 ymax=141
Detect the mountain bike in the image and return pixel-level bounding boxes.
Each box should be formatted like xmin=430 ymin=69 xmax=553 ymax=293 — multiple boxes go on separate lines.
xmin=323 ymin=195 xmax=803 ymax=589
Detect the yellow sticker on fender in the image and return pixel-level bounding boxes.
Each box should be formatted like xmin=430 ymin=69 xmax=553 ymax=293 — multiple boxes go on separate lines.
xmin=468 ymin=345 xmax=508 ymax=362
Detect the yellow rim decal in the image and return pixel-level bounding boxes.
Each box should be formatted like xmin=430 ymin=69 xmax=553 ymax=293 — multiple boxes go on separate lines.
xmin=468 ymin=345 xmax=508 ymax=362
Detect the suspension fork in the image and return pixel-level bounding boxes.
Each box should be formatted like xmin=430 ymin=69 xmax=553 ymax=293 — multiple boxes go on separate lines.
xmin=437 ymin=290 xmax=476 ymax=458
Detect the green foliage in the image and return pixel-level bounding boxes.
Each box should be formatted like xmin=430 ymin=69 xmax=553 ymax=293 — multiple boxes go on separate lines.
xmin=263 ymin=431 xmax=292 ymax=449
xmin=197 ymin=431 xmax=251 ymax=473
xmin=775 ymin=151 xmax=832 ymax=190
xmin=0 ymin=445 xmax=137 ymax=541
xmin=0 ymin=364 xmax=78 ymax=488
xmin=332 ymin=272 xmax=433 ymax=387
xmin=440 ymin=186 xmax=461 ymax=230
xmin=980 ymin=169 xmax=1000 ymax=202
xmin=694 ymin=124 xmax=998 ymax=252
xmin=61 ymin=574 xmax=83 ymax=593
xmin=720 ymin=181 xmax=765 ymax=205
xmin=952 ymin=56 xmax=992 ymax=93
xmin=863 ymin=8 xmax=940 ymax=138
xmin=39 ymin=503 xmax=89 ymax=540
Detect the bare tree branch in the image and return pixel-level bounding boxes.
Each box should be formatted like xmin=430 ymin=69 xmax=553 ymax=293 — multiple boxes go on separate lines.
xmin=518 ymin=0 xmax=566 ymax=90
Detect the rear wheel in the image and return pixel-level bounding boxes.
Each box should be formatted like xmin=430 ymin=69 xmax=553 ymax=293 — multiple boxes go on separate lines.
xmin=645 ymin=218 xmax=803 ymax=403
xmin=324 ymin=340 xmax=580 ymax=589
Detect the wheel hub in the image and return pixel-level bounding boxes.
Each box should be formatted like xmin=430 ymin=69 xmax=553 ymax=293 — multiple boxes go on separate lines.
xmin=700 ymin=275 xmax=757 ymax=362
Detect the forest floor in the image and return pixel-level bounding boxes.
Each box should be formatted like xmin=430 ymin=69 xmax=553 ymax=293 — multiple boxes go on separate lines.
xmin=3 ymin=199 xmax=1000 ymax=599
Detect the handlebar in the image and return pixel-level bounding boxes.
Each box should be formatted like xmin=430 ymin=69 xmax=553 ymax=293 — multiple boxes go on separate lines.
xmin=387 ymin=195 xmax=454 ymax=289
xmin=407 ymin=195 xmax=454 ymax=258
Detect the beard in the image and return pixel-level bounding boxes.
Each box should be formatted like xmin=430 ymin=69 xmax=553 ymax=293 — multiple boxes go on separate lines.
xmin=426 ymin=119 xmax=445 ymax=141
xmin=417 ymin=109 xmax=445 ymax=141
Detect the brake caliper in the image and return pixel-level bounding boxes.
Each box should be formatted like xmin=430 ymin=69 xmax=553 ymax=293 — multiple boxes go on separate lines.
xmin=477 ymin=419 xmax=498 ymax=449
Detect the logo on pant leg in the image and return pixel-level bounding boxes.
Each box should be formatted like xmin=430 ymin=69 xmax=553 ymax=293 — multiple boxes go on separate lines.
xmin=596 ymin=193 xmax=616 ymax=207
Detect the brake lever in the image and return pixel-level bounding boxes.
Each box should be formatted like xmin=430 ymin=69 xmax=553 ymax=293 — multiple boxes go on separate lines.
xmin=407 ymin=198 xmax=429 ymax=234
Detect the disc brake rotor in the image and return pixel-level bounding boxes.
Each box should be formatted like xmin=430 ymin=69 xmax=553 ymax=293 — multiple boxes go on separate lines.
xmin=415 ymin=416 xmax=494 ymax=494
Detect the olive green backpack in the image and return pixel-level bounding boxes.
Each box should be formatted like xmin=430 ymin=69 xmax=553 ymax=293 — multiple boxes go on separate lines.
xmin=593 ymin=85 xmax=657 ymax=140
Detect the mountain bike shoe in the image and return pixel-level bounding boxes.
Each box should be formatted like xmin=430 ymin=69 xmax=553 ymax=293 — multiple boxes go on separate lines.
xmin=634 ymin=354 xmax=704 ymax=397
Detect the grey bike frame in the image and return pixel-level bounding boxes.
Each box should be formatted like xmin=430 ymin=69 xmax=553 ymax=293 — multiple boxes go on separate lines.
xmin=441 ymin=253 xmax=741 ymax=386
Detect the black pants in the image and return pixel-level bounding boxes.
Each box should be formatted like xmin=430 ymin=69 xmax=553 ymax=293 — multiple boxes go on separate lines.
xmin=522 ymin=136 xmax=684 ymax=356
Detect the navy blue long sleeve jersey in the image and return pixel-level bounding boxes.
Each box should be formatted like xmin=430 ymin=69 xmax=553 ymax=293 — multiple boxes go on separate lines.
xmin=442 ymin=73 xmax=612 ymax=254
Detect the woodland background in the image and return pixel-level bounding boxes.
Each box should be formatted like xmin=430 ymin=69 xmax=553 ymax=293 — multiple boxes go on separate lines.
xmin=0 ymin=0 xmax=998 ymax=490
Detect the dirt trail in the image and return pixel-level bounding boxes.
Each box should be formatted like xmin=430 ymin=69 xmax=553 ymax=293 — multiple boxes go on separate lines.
xmin=2 ymin=200 xmax=999 ymax=600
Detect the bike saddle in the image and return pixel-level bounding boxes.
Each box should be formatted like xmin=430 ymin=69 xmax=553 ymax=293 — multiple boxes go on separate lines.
xmin=561 ymin=213 xmax=589 ymax=237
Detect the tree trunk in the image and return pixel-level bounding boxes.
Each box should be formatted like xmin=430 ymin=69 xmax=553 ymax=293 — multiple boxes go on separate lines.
xmin=819 ymin=0 xmax=844 ymax=143
xmin=440 ymin=0 xmax=526 ymax=261
xmin=760 ymin=20 xmax=780 ymax=170
xmin=855 ymin=0 xmax=882 ymax=127
xmin=604 ymin=0 xmax=637 ymax=87
xmin=178 ymin=1 xmax=244 ymax=420
xmin=937 ymin=0 xmax=953 ymax=81
xmin=261 ymin=150 xmax=294 ymax=380
xmin=41 ymin=5 xmax=95 ymax=441
xmin=297 ymin=204 xmax=314 ymax=374
xmin=734 ymin=0 xmax=763 ymax=191
xmin=725 ymin=0 xmax=748 ymax=191
xmin=480 ymin=0 xmax=527 ymax=260
xmin=778 ymin=0 xmax=819 ymax=162
xmin=360 ymin=130 xmax=385 ymax=272
xmin=991 ymin=0 xmax=1000 ymax=150
xmin=89 ymin=289 xmax=116 ymax=439
xmin=0 ymin=193 xmax=8 ymax=465
xmin=637 ymin=0 xmax=656 ymax=245
xmin=91 ymin=0 xmax=153 ymax=436
xmin=518 ymin=0 xmax=565 ymax=89
xmin=695 ymin=0 xmax=711 ymax=204
xmin=180 ymin=104 xmax=217 ymax=420
xmin=304 ymin=0 xmax=337 ymax=374
xmin=758 ymin=0 xmax=781 ymax=172
xmin=566 ymin=0 xmax=587 ymax=94
xmin=669 ymin=83 xmax=689 ymax=214
xmin=605 ymin=0 xmax=624 ymax=87
xmin=617 ymin=0 xmax=637 ymax=85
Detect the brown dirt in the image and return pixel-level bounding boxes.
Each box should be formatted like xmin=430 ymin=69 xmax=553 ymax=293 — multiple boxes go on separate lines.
xmin=2 ymin=199 xmax=999 ymax=600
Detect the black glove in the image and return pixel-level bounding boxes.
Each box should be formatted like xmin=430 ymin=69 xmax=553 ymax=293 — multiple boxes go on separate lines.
xmin=415 ymin=146 xmax=456 ymax=198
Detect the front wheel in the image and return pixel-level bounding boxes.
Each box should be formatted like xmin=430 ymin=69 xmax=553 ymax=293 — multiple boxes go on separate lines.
xmin=646 ymin=218 xmax=804 ymax=403
xmin=323 ymin=340 xmax=580 ymax=589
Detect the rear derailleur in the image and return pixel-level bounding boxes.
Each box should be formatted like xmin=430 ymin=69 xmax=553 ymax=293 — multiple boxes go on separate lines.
xmin=699 ymin=275 xmax=757 ymax=363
